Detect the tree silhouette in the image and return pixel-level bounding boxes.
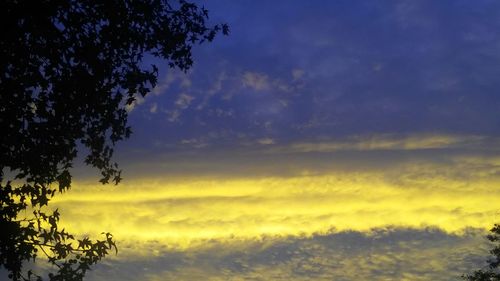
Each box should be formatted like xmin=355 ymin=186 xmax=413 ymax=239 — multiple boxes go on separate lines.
xmin=0 ymin=1 xmax=227 ymax=280
xmin=463 ymin=224 xmax=500 ymax=281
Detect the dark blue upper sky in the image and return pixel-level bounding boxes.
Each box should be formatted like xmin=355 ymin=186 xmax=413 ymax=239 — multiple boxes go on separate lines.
xmin=122 ymin=0 xmax=500 ymax=154
xmin=54 ymin=4 xmax=500 ymax=280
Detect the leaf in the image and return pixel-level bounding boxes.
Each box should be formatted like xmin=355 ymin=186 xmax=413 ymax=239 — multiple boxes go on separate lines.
xmin=0 ymin=0 xmax=227 ymax=279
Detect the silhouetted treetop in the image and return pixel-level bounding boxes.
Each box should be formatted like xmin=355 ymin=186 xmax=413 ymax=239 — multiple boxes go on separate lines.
xmin=463 ymin=224 xmax=500 ymax=281
xmin=0 ymin=1 xmax=227 ymax=280
xmin=1 ymin=0 xmax=227 ymax=186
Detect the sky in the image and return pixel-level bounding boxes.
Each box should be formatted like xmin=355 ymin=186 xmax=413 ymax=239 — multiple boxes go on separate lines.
xmin=5 ymin=1 xmax=500 ymax=280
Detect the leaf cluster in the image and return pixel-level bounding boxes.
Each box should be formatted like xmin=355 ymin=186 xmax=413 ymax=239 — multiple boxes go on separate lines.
xmin=1 ymin=181 xmax=117 ymax=281
xmin=0 ymin=0 xmax=227 ymax=280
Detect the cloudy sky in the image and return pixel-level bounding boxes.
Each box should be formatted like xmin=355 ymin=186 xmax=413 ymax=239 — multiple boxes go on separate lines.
xmin=7 ymin=1 xmax=500 ymax=280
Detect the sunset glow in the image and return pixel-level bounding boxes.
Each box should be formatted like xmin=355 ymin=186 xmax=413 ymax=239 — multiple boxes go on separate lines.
xmin=4 ymin=1 xmax=500 ymax=280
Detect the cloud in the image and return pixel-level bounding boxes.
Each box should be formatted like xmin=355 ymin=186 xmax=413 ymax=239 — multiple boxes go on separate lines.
xmin=152 ymin=70 xmax=192 ymax=96
xmin=125 ymin=71 xmax=194 ymax=115
xmin=167 ymin=109 xmax=180 ymax=122
xmin=180 ymin=138 xmax=208 ymax=149
xmin=196 ymin=71 xmax=228 ymax=110
xmin=241 ymin=70 xmax=299 ymax=95
xmin=175 ymin=93 xmax=195 ymax=109
xmin=292 ymin=69 xmax=305 ymax=81
xmin=242 ymin=72 xmax=271 ymax=91
xmin=53 ymin=150 xmax=500 ymax=250
xmin=2 ymin=227 xmax=489 ymax=281
xmin=149 ymin=103 xmax=158 ymax=113
xmin=268 ymin=134 xmax=486 ymax=153
xmin=257 ymin=138 xmax=275 ymax=145
xmin=161 ymin=93 xmax=196 ymax=122
xmin=125 ymin=96 xmax=145 ymax=113
xmin=76 ymin=228 xmax=490 ymax=281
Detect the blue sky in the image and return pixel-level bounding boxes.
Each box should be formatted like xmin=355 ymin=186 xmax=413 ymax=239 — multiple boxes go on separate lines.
xmin=120 ymin=0 xmax=500 ymax=155
xmin=17 ymin=1 xmax=500 ymax=281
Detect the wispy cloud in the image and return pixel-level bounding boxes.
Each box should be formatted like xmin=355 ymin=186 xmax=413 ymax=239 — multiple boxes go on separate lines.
xmin=242 ymin=71 xmax=271 ymax=91
xmin=152 ymin=70 xmax=192 ymax=96
xmin=268 ymin=134 xmax=486 ymax=153
xmin=149 ymin=103 xmax=158 ymax=114
xmin=257 ymin=138 xmax=275 ymax=145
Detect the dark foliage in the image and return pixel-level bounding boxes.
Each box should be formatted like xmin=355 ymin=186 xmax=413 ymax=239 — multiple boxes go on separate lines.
xmin=463 ymin=224 xmax=500 ymax=281
xmin=0 ymin=1 xmax=227 ymax=280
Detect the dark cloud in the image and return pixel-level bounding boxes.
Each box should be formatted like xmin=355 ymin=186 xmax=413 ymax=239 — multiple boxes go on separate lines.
xmin=77 ymin=228 xmax=490 ymax=281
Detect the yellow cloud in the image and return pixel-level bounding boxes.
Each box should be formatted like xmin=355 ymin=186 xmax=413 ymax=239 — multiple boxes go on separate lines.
xmin=52 ymin=158 xmax=500 ymax=251
xmin=268 ymin=134 xmax=486 ymax=153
